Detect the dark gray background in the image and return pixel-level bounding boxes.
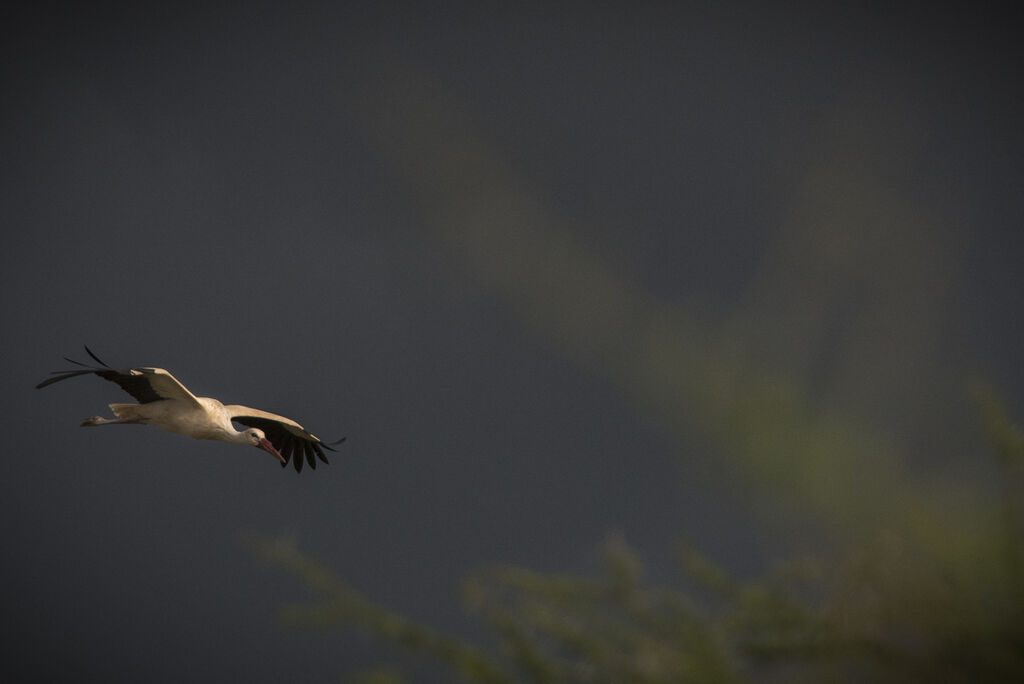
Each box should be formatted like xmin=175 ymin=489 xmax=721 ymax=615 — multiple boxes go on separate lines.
xmin=2 ymin=3 xmax=1021 ymax=682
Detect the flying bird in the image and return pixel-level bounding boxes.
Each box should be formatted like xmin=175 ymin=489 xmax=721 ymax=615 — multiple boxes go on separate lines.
xmin=36 ymin=346 xmax=344 ymax=472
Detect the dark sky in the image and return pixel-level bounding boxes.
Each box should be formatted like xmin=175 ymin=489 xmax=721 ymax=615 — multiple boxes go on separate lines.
xmin=2 ymin=3 xmax=1022 ymax=682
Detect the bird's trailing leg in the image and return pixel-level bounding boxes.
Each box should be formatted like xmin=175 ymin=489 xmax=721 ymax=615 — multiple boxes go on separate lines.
xmin=80 ymin=416 xmax=142 ymax=427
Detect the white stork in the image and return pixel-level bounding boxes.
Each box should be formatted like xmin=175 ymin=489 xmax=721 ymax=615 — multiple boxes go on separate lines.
xmin=36 ymin=347 xmax=344 ymax=472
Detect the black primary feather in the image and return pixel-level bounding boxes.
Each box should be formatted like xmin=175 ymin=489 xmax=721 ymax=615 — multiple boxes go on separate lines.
xmin=84 ymin=345 xmax=108 ymax=367
xmin=231 ymin=415 xmax=342 ymax=473
xmin=37 ymin=345 xmax=111 ymax=389
xmin=37 ymin=347 xmax=167 ymax=404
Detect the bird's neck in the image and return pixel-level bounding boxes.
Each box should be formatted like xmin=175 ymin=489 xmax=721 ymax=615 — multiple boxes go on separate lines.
xmin=195 ymin=422 xmax=246 ymax=444
xmin=224 ymin=427 xmax=251 ymax=445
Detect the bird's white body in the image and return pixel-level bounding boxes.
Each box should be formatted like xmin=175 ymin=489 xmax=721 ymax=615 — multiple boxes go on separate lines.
xmin=106 ymin=397 xmax=239 ymax=443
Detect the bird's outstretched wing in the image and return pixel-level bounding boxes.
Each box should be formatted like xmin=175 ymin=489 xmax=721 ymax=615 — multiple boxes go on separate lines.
xmin=225 ymin=405 xmax=345 ymax=472
xmin=36 ymin=346 xmax=202 ymax=407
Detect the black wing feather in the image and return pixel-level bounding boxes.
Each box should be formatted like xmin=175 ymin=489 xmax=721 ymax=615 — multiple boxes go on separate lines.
xmin=291 ymin=437 xmax=304 ymax=473
xmin=97 ymin=371 xmax=167 ymax=404
xmin=36 ymin=369 xmax=98 ymax=389
xmin=283 ymin=438 xmax=298 ymax=471
xmin=303 ymin=441 xmax=317 ymax=470
xmin=36 ymin=347 xmax=165 ymax=403
xmin=321 ymin=437 xmax=346 ymax=452
xmin=231 ymin=415 xmax=341 ymax=474
xmin=83 ymin=345 xmax=108 ymax=367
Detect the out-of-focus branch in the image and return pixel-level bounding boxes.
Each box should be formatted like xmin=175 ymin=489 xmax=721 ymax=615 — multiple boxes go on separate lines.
xmin=245 ymin=534 xmax=511 ymax=684
xmin=348 ymin=60 xmax=969 ymax=540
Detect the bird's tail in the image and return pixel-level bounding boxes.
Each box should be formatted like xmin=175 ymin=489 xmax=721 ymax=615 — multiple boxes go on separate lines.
xmin=109 ymin=403 xmax=142 ymax=420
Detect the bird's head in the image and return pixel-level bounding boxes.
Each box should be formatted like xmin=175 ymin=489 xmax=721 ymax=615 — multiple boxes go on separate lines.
xmin=245 ymin=428 xmax=285 ymax=464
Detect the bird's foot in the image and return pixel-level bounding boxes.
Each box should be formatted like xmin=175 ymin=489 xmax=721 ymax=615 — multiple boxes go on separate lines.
xmin=80 ymin=416 xmax=107 ymax=427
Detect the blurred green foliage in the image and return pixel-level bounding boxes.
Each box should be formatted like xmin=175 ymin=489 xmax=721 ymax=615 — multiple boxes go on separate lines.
xmin=251 ymin=62 xmax=1022 ymax=682
xmin=249 ymin=387 xmax=1024 ymax=681
xmin=350 ymin=61 xmax=979 ymax=547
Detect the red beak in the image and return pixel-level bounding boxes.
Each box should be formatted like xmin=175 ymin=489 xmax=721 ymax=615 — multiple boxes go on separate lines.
xmin=257 ymin=437 xmax=285 ymax=463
